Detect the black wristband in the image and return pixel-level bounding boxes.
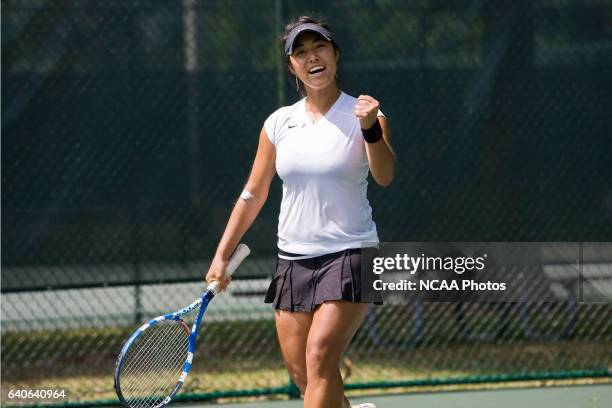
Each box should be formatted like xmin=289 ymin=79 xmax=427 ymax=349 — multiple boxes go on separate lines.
xmin=361 ymin=119 xmax=383 ymax=143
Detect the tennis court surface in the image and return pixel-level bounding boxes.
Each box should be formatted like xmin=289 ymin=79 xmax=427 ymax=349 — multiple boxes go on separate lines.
xmin=178 ymin=384 xmax=611 ymax=408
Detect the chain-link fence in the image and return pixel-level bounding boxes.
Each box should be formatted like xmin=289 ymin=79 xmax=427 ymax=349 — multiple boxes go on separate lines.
xmin=2 ymin=0 xmax=612 ymax=405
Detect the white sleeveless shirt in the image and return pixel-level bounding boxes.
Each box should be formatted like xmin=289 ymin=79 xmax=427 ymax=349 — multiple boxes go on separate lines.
xmin=264 ymin=92 xmax=381 ymax=258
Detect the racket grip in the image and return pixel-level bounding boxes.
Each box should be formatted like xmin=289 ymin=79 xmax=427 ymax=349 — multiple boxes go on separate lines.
xmin=207 ymin=280 xmax=220 ymax=294
xmin=207 ymin=243 xmax=251 ymax=295
xmin=226 ymin=243 xmax=251 ymax=277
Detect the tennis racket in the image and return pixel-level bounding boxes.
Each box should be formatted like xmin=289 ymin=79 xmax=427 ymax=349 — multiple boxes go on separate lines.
xmin=113 ymin=243 xmax=251 ymax=408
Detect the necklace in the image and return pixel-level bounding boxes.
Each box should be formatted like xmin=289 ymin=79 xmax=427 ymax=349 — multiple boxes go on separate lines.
xmin=305 ymin=90 xmax=340 ymax=124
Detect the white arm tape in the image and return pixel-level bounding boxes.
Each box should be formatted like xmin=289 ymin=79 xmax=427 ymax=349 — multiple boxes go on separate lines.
xmin=240 ymin=190 xmax=258 ymax=202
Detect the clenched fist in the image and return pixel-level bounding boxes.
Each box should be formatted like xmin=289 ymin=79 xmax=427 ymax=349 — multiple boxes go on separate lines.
xmin=354 ymin=95 xmax=380 ymax=129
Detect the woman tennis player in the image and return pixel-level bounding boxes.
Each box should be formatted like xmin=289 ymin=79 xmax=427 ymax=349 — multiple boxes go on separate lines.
xmin=206 ymin=15 xmax=395 ymax=408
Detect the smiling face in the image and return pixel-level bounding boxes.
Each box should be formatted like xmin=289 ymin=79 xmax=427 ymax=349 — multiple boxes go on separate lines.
xmin=288 ymin=32 xmax=339 ymax=93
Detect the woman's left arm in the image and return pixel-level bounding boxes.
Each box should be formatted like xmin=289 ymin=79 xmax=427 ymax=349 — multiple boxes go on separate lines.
xmin=354 ymin=95 xmax=396 ymax=187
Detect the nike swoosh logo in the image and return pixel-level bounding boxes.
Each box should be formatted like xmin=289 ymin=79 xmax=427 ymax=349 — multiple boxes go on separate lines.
xmin=288 ymin=124 xmax=299 ymax=128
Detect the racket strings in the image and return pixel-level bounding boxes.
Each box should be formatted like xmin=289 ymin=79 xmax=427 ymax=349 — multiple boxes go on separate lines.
xmin=121 ymin=322 xmax=185 ymax=380
xmin=122 ymin=323 xmax=188 ymax=396
xmin=124 ymin=343 xmax=187 ymax=403
xmin=122 ymin=324 xmax=188 ymax=407
xmin=121 ymin=323 xmax=180 ymax=385
xmin=119 ymin=320 xmax=190 ymax=408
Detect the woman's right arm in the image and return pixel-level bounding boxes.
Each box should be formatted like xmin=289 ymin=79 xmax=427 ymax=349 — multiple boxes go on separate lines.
xmin=205 ymin=127 xmax=276 ymax=291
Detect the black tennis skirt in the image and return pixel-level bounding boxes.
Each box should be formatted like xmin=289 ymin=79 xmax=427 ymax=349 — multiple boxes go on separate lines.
xmin=264 ymin=248 xmax=383 ymax=312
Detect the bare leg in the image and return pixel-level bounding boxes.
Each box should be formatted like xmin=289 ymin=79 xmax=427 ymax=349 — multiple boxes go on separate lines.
xmin=304 ymin=301 xmax=369 ymax=408
xmin=275 ymin=310 xmax=313 ymax=394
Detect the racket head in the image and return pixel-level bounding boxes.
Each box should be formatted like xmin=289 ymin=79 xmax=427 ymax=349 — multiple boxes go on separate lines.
xmin=114 ymin=316 xmax=194 ymax=408
xmin=114 ymin=243 xmax=250 ymax=407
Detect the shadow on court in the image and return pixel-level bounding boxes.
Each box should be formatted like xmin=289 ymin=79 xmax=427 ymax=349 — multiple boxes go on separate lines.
xmin=176 ymin=384 xmax=611 ymax=408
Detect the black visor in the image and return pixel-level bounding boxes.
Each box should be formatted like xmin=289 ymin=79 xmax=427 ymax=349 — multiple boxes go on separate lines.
xmin=284 ymin=23 xmax=333 ymax=56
